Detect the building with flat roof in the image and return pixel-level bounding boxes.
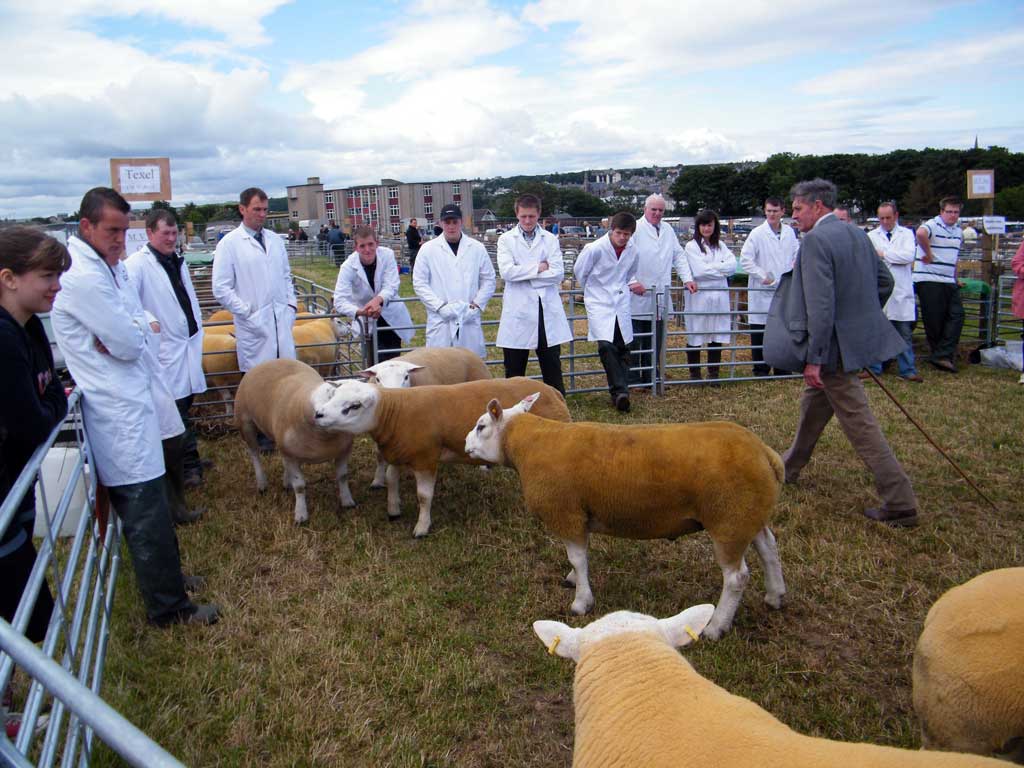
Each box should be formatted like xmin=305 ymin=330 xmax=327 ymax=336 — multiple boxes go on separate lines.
xmin=286 ymin=176 xmax=325 ymax=223
xmin=319 ymin=178 xmax=474 ymax=235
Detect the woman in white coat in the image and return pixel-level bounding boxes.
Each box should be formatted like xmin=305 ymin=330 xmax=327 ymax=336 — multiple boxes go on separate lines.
xmin=496 ymin=194 xmax=572 ymax=393
xmin=683 ymin=209 xmax=737 ymax=383
xmin=333 ymin=226 xmax=414 ymax=362
xmin=412 ymin=205 xmax=495 ymax=359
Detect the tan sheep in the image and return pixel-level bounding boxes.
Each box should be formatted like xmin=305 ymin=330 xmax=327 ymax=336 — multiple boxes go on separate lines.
xmin=292 ymin=317 xmax=343 ymax=375
xmin=314 ymin=377 xmax=570 ymax=538
xmin=234 ymin=358 xmax=356 ymax=524
xmin=465 ymin=397 xmax=785 ymax=639
xmin=201 ymin=331 xmax=241 ymax=416
xmin=534 ymin=606 xmax=1005 ymax=768
xmin=913 ymin=567 xmax=1024 ymax=762
xmin=358 ymin=346 xmax=493 ymax=488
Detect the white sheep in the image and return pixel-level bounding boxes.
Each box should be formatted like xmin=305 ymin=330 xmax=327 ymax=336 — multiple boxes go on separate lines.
xmin=358 ymin=346 xmax=492 ymax=488
xmin=465 ymin=395 xmax=785 ymax=639
xmin=534 ymin=606 xmax=1006 ymax=768
xmin=913 ymin=567 xmax=1024 ymax=762
xmin=313 ymin=377 xmax=570 ymax=538
xmin=234 ymin=358 xmax=356 ymax=524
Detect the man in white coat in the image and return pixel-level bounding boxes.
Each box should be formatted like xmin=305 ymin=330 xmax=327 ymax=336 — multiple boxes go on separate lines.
xmin=126 ymin=208 xmax=210 ymax=493
xmin=740 ymin=197 xmax=799 ymax=376
xmin=333 ymin=225 xmax=414 ymax=362
xmin=866 ymin=201 xmax=922 ymax=382
xmin=212 ymin=187 xmax=297 ymax=370
xmin=412 ymin=203 xmax=496 ymax=359
xmin=629 ymin=194 xmax=696 ymax=385
xmin=52 ymin=188 xmax=218 ymax=627
xmin=496 ymin=194 xmax=572 ymax=393
xmin=573 ymin=212 xmax=640 ymax=412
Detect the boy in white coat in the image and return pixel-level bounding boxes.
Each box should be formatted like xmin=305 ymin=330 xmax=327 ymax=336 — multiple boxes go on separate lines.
xmin=573 ymin=212 xmax=641 ymax=412
xmin=125 ymin=208 xmax=209 ymax=491
xmin=52 ymin=188 xmax=217 ymax=627
xmin=496 ymin=194 xmax=571 ymax=393
xmin=412 ymin=204 xmax=495 ymax=359
xmin=333 ymin=225 xmax=414 ymax=362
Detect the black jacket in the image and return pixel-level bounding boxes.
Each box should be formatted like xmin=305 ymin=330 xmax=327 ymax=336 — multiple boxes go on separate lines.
xmin=0 ymin=307 xmax=68 ymax=548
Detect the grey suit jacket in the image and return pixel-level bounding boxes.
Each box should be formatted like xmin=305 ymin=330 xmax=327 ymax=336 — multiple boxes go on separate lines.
xmin=764 ymin=215 xmax=904 ymax=373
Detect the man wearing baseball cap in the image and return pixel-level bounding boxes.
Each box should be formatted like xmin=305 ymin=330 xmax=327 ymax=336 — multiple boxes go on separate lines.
xmin=412 ymin=203 xmax=496 ymax=358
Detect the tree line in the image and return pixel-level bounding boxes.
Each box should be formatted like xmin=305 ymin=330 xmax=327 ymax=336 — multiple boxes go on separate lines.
xmin=668 ymin=147 xmax=1024 ymax=219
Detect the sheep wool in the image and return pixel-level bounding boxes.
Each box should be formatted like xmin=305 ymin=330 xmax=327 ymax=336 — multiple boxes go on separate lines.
xmin=913 ymin=567 xmax=1024 ymax=761
xmin=573 ymin=632 xmax=1005 ymax=768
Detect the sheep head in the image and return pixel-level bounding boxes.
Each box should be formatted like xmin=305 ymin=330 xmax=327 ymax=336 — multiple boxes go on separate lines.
xmin=464 ymin=393 xmax=540 ymax=464
xmin=313 ymin=379 xmax=380 ymax=434
xmin=359 ymin=360 xmax=425 ymax=388
xmin=532 ymin=606 xmax=716 ymax=662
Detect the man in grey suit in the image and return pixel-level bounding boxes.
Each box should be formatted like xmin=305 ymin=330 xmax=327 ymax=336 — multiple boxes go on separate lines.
xmin=765 ymin=178 xmax=918 ymax=527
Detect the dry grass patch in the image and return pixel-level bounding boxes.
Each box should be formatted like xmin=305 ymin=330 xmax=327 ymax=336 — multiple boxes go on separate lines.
xmin=93 ymin=365 xmax=1022 ymax=767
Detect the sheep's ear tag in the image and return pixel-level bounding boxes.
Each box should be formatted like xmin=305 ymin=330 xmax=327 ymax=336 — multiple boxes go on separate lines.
xmin=487 ymin=398 xmax=503 ymax=421
xmin=520 ymin=393 xmax=541 ymax=412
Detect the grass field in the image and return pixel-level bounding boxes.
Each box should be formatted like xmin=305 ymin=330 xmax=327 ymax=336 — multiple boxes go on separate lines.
xmin=89 ymin=361 xmax=1023 ymax=767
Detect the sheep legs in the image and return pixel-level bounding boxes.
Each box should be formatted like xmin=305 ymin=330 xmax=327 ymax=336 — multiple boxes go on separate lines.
xmin=385 ymin=464 xmax=402 ymax=521
xmin=240 ymin=419 xmax=268 ymax=492
xmin=335 ymin=456 xmax=356 ymax=509
xmin=411 ymin=468 xmax=437 ymax=539
xmin=705 ymin=540 xmax=751 ymax=640
xmin=564 ymin=539 xmax=594 ymax=615
xmin=752 ymin=526 xmax=786 ymax=609
xmin=370 ymin=451 xmax=389 ymax=489
xmin=282 ymin=456 xmax=309 ymax=525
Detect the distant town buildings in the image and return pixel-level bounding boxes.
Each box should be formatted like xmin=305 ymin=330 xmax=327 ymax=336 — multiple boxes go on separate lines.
xmin=286 ymin=176 xmax=474 ymax=234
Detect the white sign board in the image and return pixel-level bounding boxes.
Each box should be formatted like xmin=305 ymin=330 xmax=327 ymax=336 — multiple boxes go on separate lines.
xmin=982 ymin=216 xmax=1006 ymax=235
xmin=119 ymin=165 xmax=162 ymax=195
xmin=125 ymin=228 xmax=149 ymax=254
xmin=967 ymin=169 xmax=995 ymax=200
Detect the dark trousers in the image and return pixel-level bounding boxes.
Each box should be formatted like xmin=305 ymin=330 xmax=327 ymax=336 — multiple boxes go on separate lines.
xmin=749 ymin=323 xmax=769 ymax=375
xmin=0 ymin=518 xmax=55 ymax=643
xmin=372 ymin=316 xmax=403 ymax=362
xmin=502 ymin=303 xmax=565 ymax=394
xmin=914 ymin=281 xmax=964 ymax=363
xmin=107 ymin=477 xmax=192 ymax=624
xmin=686 ymin=343 xmax=722 ymax=380
xmin=783 ymin=370 xmax=917 ymax=512
xmin=174 ymin=394 xmax=201 ymax=476
xmin=598 ymin=321 xmax=630 ymax=398
xmin=162 ymin=434 xmax=189 ymax=524
xmin=629 ymin=318 xmax=663 ymax=384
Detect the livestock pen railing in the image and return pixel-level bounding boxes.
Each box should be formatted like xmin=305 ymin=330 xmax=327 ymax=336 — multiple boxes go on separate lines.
xmin=0 ymin=391 xmax=184 ymax=768
xmin=187 ymin=252 xmax=1020 ymax=422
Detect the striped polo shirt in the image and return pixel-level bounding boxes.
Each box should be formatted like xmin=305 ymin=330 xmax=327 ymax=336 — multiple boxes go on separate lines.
xmin=913 ymin=215 xmax=963 ymax=285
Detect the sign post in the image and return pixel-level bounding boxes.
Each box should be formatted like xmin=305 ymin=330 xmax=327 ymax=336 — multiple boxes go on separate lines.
xmin=109 ymin=158 xmax=172 ymax=202
xmin=967 ymin=170 xmax=996 ymax=286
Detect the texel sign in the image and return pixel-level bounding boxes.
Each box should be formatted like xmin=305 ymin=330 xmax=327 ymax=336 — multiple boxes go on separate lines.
xmin=110 ymin=157 xmax=172 ymax=202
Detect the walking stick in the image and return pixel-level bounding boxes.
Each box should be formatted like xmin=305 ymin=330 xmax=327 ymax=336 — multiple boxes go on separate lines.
xmin=864 ymin=369 xmax=999 ymax=511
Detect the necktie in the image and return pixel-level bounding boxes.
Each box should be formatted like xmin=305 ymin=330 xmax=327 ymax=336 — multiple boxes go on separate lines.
xmin=254 ymin=229 xmax=265 ymax=250
xmin=886 ymin=231 xmax=892 ymax=241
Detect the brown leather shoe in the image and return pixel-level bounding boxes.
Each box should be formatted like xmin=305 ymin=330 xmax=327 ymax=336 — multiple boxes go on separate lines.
xmin=900 ymin=374 xmax=924 ymax=383
xmin=863 ymin=507 xmax=918 ymax=528
xmin=929 ymin=358 xmax=957 ymax=373
xmin=613 ymin=393 xmax=631 ymax=413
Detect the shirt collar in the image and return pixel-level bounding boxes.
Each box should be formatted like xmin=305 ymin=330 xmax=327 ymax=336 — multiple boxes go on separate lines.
xmin=241 ymin=223 xmax=262 ymax=239
xmin=812 ymin=212 xmax=835 ymax=230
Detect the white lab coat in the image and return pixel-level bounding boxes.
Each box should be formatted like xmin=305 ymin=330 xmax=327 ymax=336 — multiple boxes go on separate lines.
xmin=629 ymin=217 xmax=693 ymax=319
xmin=495 ymin=227 xmax=572 ymax=349
xmin=683 ymin=240 xmax=737 ymax=346
xmin=739 ymin=221 xmax=799 ymax=325
xmin=333 ymin=246 xmax=414 ymax=343
xmin=51 ymin=237 xmax=173 ymax=486
xmin=212 ymin=224 xmax=297 ymax=371
xmin=573 ymin=234 xmax=640 ymax=343
xmin=412 ymin=233 xmax=496 ymax=358
xmin=124 ymin=245 xmax=207 ymax=399
xmin=868 ymin=225 xmax=917 ymax=322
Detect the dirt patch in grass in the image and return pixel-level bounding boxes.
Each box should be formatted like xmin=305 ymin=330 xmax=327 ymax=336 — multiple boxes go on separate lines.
xmin=93 ymin=365 xmax=1023 ymax=766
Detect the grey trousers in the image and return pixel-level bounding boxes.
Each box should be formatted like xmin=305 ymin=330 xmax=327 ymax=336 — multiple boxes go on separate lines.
xmin=783 ymin=370 xmax=917 ymax=512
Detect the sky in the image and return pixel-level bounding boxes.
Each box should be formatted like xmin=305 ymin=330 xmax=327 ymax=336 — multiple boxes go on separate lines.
xmin=1 ymin=0 xmax=1022 ymax=218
